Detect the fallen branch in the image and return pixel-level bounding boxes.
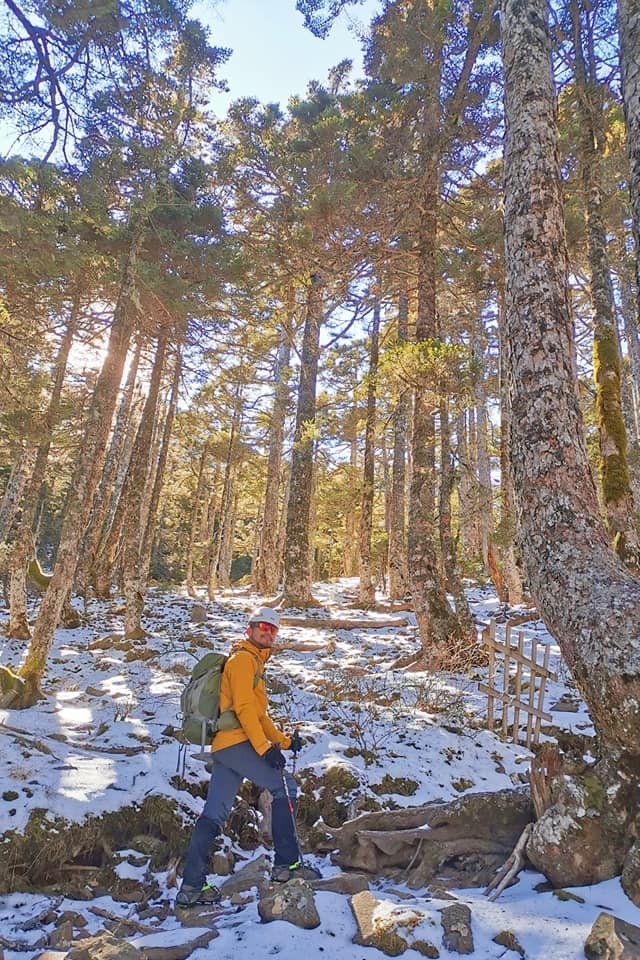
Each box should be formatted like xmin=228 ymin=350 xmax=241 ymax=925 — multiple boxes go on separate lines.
xmin=280 ymin=616 xmax=409 ymax=630
xmin=484 ymin=822 xmax=532 ymax=901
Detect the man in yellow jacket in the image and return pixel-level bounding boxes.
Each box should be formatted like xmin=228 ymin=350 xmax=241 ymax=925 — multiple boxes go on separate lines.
xmin=176 ymin=606 xmax=319 ymax=908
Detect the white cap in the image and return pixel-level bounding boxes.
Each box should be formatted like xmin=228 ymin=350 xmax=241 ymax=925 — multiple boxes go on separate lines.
xmin=248 ymin=606 xmax=280 ymax=628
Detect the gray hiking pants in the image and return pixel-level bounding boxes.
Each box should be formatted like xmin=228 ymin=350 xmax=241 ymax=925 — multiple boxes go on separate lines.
xmin=181 ymin=740 xmax=300 ymax=887
xmin=202 ymin=740 xmax=297 ymax=823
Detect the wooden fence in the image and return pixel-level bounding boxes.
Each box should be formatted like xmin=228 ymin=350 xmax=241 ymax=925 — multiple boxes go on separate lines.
xmin=478 ymin=620 xmax=557 ymax=749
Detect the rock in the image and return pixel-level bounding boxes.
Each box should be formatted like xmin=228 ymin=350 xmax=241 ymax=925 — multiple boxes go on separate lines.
xmin=219 ymin=854 xmax=270 ymax=896
xmin=88 ymin=634 xmax=124 ymax=651
xmin=129 ymin=927 xmax=217 ymax=960
xmin=492 ymin=930 xmax=525 ymax=957
xmin=190 ymin=605 xmax=208 ymax=624
xmin=258 ymin=878 xmax=320 ymax=929
xmin=527 ymin=770 xmax=631 ymax=887
xmin=85 ymin=687 xmax=105 ymax=698
xmin=550 ymin=697 xmax=579 ymax=712
xmin=350 ymin=890 xmax=408 ymax=957
xmin=584 ymin=912 xmax=640 ymax=959
xmin=622 ymin=840 xmax=640 ymax=906
xmin=48 ymin=922 xmax=73 ymax=948
xmin=312 ymin=872 xmax=370 ymax=895
xmin=66 ymin=933 xmax=144 ymax=960
xmin=211 ymin=851 xmax=233 ymax=876
xmin=55 ymin=911 xmax=87 ymax=929
xmin=440 ymin=903 xmax=474 ymax=955
xmin=174 ymin=905 xmax=220 ymax=929
xmin=412 ymin=942 xmax=440 ymax=958
xmin=34 ymin=954 xmax=69 ymax=960
xmin=124 ymin=648 xmax=158 ymax=663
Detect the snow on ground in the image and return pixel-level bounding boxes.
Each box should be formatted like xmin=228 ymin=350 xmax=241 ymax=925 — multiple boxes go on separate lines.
xmin=0 ymin=578 xmax=632 ymax=958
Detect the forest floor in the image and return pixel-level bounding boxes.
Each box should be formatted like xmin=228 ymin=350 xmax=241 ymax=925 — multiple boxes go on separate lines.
xmin=0 ymin=578 xmax=636 ymax=959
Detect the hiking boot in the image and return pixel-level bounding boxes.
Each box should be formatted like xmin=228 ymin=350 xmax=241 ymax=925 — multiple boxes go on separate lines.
xmin=175 ymin=881 xmax=221 ymax=907
xmin=271 ymin=860 xmax=322 ymax=883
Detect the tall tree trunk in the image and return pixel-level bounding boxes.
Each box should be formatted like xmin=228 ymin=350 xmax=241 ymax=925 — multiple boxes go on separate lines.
xmin=359 ymin=300 xmax=380 ymax=607
xmin=186 ymin=444 xmax=209 ymax=597
xmin=409 ymin=150 xmax=471 ymax=662
xmin=122 ymin=334 xmax=167 ymax=639
xmin=19 ymin=225 xmax=142 ymax=696
xmin=502 ymin=0 xmax=640 ymax=753
xmin=497 ymin=293 xmax=524 ymax=603
xmin=208 ymin=385 xmax=243 ymax=599
xmin=8 ymin=304 xmax=78 ymax=639
xmin=618 ymin=0 xmax=640 ymax=330
xmin=255 ymin=331 xmax=291 ymax=596
xmin=81 ymin=336 xmax=143 ymax=594
xmin=218 ymin=483 xmax=238 ymax=588
xmin=456 ymin=409 xmax=477 ymax=564
xmin=140 ymin=345 xmax=181 ymax=586
xmin=571 ymin=0 xmax=640 ymax=565
xmin=473 ymin=332 xmax=494 ymax=573
xmin=438 ymin=398 xmax=475 ymax=637
xmin=0 ymin=448 xmax=36 ymax=545
xmin=343 ymin=430 xmax=360 ymax=578
xmin=388 ymin=287 xmax=411 ymax=600
xmin=282 ymin=274 xmax=323 ymax=607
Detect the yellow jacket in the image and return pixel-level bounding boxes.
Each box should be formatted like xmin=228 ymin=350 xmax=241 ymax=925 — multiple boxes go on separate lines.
xmin=212 ymin=640 xmax=291 ymax=756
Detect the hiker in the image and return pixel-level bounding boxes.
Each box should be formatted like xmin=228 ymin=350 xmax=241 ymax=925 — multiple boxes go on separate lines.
xmin=176 ymin=605 xmax=320 ymax=907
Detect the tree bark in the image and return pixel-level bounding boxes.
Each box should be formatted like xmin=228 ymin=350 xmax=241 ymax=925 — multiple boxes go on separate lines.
xmin=19 ymin=224 xmax=142 ymax=695
xmin=497 ymin=293 xmax=524 ymax=603
xmin=409 ymin=147 xmax=472 ymax=661
xmin=282 ymin=274 xmax=323 ymax=607
xmin=618 ymin=0 xmax=640 ymax=331
xmin=388 ymin=287 xmax=411 ymax=600
xmin=81 ymin=336 xmax=143 ymax=594
xmin=501 ymin=0 xmax=640 ymax=754
xmin=570 ymin=0 xmax=640 ymax=565
xmin=208 ymin=384 xmax=243 ymax=599
xmin=122 ymin=334 xmax=167 ymax=639
xmin=438 ymin=398 xmax=475 ymax=638
xmin=255 ymin=331 xmax=291 ymax=595
xmin=8 ymin=303 xmax=78 ymax=639
xmin=359 ymin=300 xmax=380 ymax=607
xmin=0 ymin=448 xmax=36 ymax=545
xmin=186 ymin=443 xmax=209 ymax=597
xmin=140 ymin=344 xmax=181 ymax=586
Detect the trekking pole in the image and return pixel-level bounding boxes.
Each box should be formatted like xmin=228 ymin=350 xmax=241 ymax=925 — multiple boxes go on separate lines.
xmin=281 ymin=768 xmax=304 ymax=864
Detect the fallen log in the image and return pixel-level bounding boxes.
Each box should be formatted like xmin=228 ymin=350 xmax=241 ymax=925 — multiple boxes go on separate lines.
xmin=280 ymin=616 xmax=410 ymax=630
xmin=327 ymin=787 xmax=533 ymax=889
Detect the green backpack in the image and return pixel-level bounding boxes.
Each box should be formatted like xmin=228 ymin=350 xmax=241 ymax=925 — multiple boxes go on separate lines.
xmin=179 ymin=650 xmax=262 ymax=750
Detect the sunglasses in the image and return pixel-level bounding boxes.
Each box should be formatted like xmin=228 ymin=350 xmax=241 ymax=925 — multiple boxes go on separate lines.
xmin=254 ymin=621 xmax=278 ymax=634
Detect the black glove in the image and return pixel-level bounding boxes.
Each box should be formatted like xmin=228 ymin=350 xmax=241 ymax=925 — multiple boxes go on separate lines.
xmin=289 ymin=731 xmax=303 ymax=753
xmin=263 ymin=745 xmax=286 ymax=769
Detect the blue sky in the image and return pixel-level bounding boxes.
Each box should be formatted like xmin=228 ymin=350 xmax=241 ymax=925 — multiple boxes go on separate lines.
xmin=195 ymin=0 xmax=382 ymax=110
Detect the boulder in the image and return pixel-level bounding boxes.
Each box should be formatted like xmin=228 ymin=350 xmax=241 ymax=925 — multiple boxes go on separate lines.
xmin=258 ymin=878 xmax=320 ymax=929
xmin=527 ymin=771 xmax=632 ymax=887
xmin=622 ymin=840 xmax=640 ymax=906
xmin=312 ymin=872 xmax=370 ymax=895
xmin=492 ymin=930 xmax=525 ymax=957
xmin=350 ymin=890 xmax=408 ymax=957
xmin=440 ymin=903 xmax=474 ymax=955
xmin=66 ymin=933 xmax=143 ymax=960
xmin=129 ymin=927 xmax=217 ymax=960
xmin=219 ymin=854 xmax=270 ymax=897
xmin=47 ymin=922 xmax=73 ymax=949
xmin=190 ymin=605 xmax=208 ymax=624
xmin=584 ymin=912 xmax=640 ymax=959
